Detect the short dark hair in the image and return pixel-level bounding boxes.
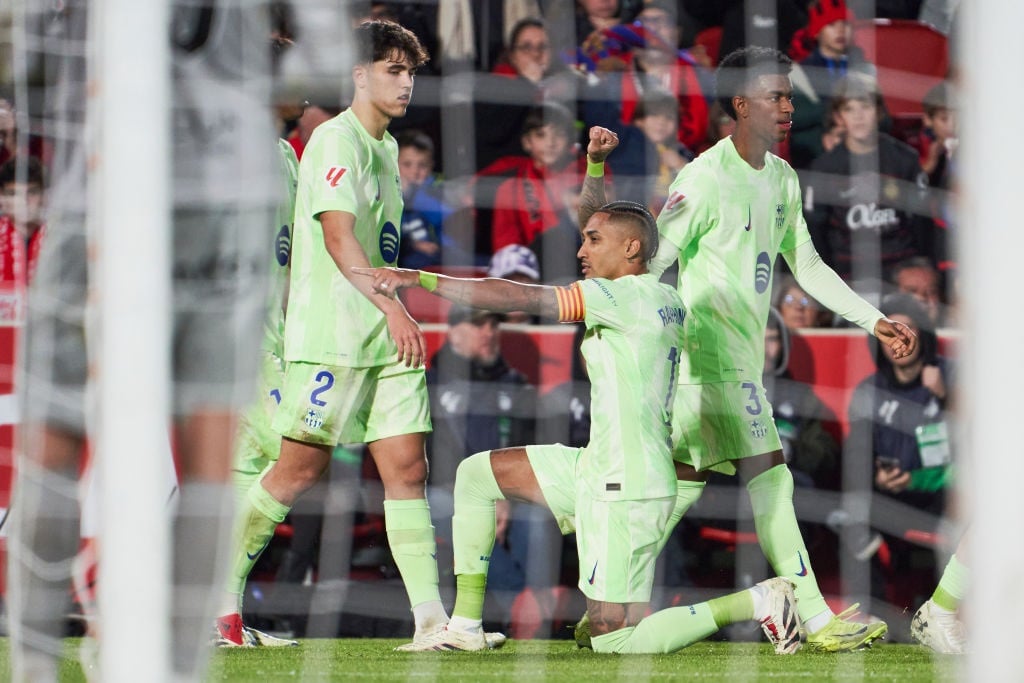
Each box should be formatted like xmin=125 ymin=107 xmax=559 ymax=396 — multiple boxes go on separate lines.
xmin=715 ymin=46 xmax=793 ymax=120
xmin=828 ymin=72 xmax=883 ymax=119
xmin=396 ymin=128 xmax=435 ymax=156
xmin=923 ymin=81 xmax=957 ymax=118
xmin=508 ymin=16 xmax=547 ymax=48
xmin=521 ymin=101 xmax=576 ymax=138
xmin=0 ymin=157 xmax=46 ymax=189
xmin=598 ymin=200 xmax=659 ymax=262
xmin=633 ymin=90 xmax=678 ymax=122
xmin=353 ymin=19 xmax=429 ymax=69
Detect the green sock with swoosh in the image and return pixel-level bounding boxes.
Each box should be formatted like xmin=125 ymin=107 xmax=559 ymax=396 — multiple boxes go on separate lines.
xmin=224 ymin=482 xmax=290 ymax=610
xmin=451 ymin=451 xmax=505 ymax=621
xmin=747 ymin=464 xmax=829 ymax=622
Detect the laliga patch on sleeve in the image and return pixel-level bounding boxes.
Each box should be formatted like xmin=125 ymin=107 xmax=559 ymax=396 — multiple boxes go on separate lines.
xmin=663 ymin=191 xmax=686 ymax=212
xmin=324 ymin=166 xmax=348 ymax=188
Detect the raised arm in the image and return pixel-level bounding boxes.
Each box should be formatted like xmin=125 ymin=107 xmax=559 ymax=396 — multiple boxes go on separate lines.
xmin=321 ymin=210 xmax=426 ymax=366
xmin=578 ymin=126 xmax=619 ymax=229
xmin=352 ymin=267 xmax=566 ymax=321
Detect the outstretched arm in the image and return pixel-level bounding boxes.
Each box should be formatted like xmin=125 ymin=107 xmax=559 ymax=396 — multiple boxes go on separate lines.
xmin=579 ymin=126 xmax=619 ymax=229
xmin=352 ymin=267 xmax=566 ymax=321
xmin=783 ymin=240 xmax=918 ymax=359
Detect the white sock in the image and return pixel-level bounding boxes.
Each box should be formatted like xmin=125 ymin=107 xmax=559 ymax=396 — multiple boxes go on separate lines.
xmin=412 ymin=599 xmax=448 ymax=633
xmin=749 ymin=584 xmax=769 ymax=621
xmin=805 ymin=609 xmax=834 ymax=634
xmin=449 ymin=615 xmax=483 ymax=634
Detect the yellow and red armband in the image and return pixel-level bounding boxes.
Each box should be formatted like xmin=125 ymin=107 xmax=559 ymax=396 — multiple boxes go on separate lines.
xmin=555 ymin=282 xmax=586 ymax=322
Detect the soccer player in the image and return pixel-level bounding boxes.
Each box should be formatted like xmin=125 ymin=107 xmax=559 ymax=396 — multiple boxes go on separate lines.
xmin=644 ymin=46 xmax=918 ymax=651
xmin=350 ymin=127 xmax=803 ymax=655
xmin=222 ymin=20 xmax=475 ymax=651
xmin=213 ymin=138 xmax=301 ymax=648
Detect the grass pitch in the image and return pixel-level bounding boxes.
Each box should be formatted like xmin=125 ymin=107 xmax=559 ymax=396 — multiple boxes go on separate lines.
xmin=1 ymin=638 xmax=963 ymax=682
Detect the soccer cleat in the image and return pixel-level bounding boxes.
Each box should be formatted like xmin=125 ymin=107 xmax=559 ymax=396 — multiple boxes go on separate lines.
xmin=573 ymin=611 xmax=592 ymax=649
xmin=245 ymin=625 xmax=298 ymax=647
xmin=756 ymin=577 xmax=803 ymax=654
xmin=394 ymin=623 xmax=506 ymax=652
xmin=911 ymin=600 xmax=966 ymax=654
xmin=394 ymin=625 xmax=488 ymax=652
xmin=806 ymin=604 xmax=888 ymax=651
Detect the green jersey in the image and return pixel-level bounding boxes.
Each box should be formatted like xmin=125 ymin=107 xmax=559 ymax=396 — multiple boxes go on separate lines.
xmin=264 ymin=139 xmax=299 ymax=357
xmin=656 ymin=137 xmax=812 ymax=384
xmin=577 ymin=274 xmax=685 ymax=501
xmin=284 ymin=109 xmax=404 ymax=366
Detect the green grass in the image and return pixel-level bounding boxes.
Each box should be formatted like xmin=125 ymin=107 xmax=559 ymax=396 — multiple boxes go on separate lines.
xmin=0 ymin=638 xmax=964 ymax=682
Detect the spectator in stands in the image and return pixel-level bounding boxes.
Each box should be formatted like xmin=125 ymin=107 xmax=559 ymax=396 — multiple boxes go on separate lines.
xmin=918 ymin=81 xmax=958 ymax=191
xmin=804 ymin=73 xmax=936 ymax=288
xmin=579 ymin=0 xmax=711 ymax=154
xmin=890 ymin=256 xmax=944 ymax=328
xmin=473 ymin=17 xmax=581 ymax=172
xmin=487 ymin=245 xmax=542 ymax=322
xmin=285 ymin=99 xmax=342 ymax=161
xmin=682 ymin=0 xmax=807 ymax=69
xmin=787 ymin=0 xmax=877 ymax=169
xmin=764 ymin=308 xmax=840 ymax=490
xmin=426 ymin=305 xmax=555 ymax=626
xmin=0 ymin=157 xmax=46 ymax=322
xmin=486 ymin=102 xmax=589 ymax=255
xmin=774 ymin=274 xmax=832 ymax=331
xmin=0 ymin=98 xmax=51 ymax=169
xmin=589 ymin=89 xmax=692 ymax=215
xmin=846 ymin=293 xmax=953 ymax=610
xmin=396 ymin=129 xmax=467 ymax=269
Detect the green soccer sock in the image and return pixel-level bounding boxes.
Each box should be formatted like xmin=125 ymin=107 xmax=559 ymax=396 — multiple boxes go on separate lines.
xmin=708 ymin=589 xmax=756 ymax=627
xmin=656 ymin=480 xmax=706 ymax=553
xmin=383 ymin=498 xmax=441 ymax=610
xmin=590 ymin=602 xmax=721 ymax=654
xmin=747 ymin=464 xmax=829 ymax=622
xmin=450 ymin=451 xmax=506 ymax=621
xmin=932 ymin=553 xmax=969 ymax=611
xmin=222 ymin=481 xmax=290 ymax=614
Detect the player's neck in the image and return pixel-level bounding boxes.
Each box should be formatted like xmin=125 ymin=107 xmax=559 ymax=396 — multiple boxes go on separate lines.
xmin=350 ymin=99 xmax=391 ymax=140
xmin=730 ymin=131 xmax=769 ymax=170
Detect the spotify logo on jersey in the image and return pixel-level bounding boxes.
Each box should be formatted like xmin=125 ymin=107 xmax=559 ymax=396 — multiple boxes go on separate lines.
xmin=754 ymin=252 xmax=772 ymax=294
xmin=379 ymin=221 xmax=400 ymax=264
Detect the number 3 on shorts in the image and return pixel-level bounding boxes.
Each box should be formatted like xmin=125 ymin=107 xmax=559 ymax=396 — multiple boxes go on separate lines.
xmin=741 ymin=381 xmax=762 ymax=416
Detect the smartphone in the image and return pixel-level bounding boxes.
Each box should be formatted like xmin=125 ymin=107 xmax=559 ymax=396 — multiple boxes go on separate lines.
xmin=876 ymin=457 xmax=900 ymax=472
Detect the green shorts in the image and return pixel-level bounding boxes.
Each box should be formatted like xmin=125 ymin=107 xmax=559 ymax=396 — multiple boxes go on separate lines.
xmin=526 ymin=443 xmax=674 ymax=604
xmin=272 ymin=359 xmax=431 ymax=446
xmin=233 ymin=349 xmax=286 ymax=492
xmin=671 ymin=380 xmax=782 ymax=474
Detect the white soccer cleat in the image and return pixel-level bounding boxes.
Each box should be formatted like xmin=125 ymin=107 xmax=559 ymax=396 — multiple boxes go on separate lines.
xmin=911 ymin=600 xmax=966 ymax=654
xmin=756 ymin=577 xmax=803 ymax=654
xmin=245 ymin=625 xmax=298 ymax=647
xmin=394 ymin=623 xmax=506 ymax=651
xmin=394 ymin=625 xmax=489 ymax=652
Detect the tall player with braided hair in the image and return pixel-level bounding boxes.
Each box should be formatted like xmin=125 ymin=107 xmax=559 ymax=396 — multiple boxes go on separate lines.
xmin=353 ymin=127 xmax=803 ymax=654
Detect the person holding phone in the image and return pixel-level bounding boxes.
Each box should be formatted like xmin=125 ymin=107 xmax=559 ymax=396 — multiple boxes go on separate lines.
xmin=845 ymin=293 xmax=954 ymax=616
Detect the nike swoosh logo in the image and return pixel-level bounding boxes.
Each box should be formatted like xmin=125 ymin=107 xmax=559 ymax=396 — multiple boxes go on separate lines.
xmin=588 ymin=561 xmax=598 ymax=585
xmin=744 ymin=206 xmax=751 ymax=231
xmin=796 ymin=551 xmax=808 ymax=577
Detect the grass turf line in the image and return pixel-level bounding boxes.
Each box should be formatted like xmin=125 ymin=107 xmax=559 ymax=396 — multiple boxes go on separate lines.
xmin=0 ymin=638 xmax=963 ymax=682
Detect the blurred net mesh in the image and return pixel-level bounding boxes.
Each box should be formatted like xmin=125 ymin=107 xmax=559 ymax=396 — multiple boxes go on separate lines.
xmin=0 ymin=0 xmax=963 ymax=674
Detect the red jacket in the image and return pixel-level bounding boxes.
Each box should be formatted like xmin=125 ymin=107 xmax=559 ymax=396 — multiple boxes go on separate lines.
xmin=0 ymin=215 xmax=43 ymax=325
xmin=490 ymin=154 xmax=589 ymax=252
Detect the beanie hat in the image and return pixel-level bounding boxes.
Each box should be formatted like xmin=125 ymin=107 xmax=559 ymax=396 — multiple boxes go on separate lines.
xmin=808 ymin=0 xmax=854 ymax=38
